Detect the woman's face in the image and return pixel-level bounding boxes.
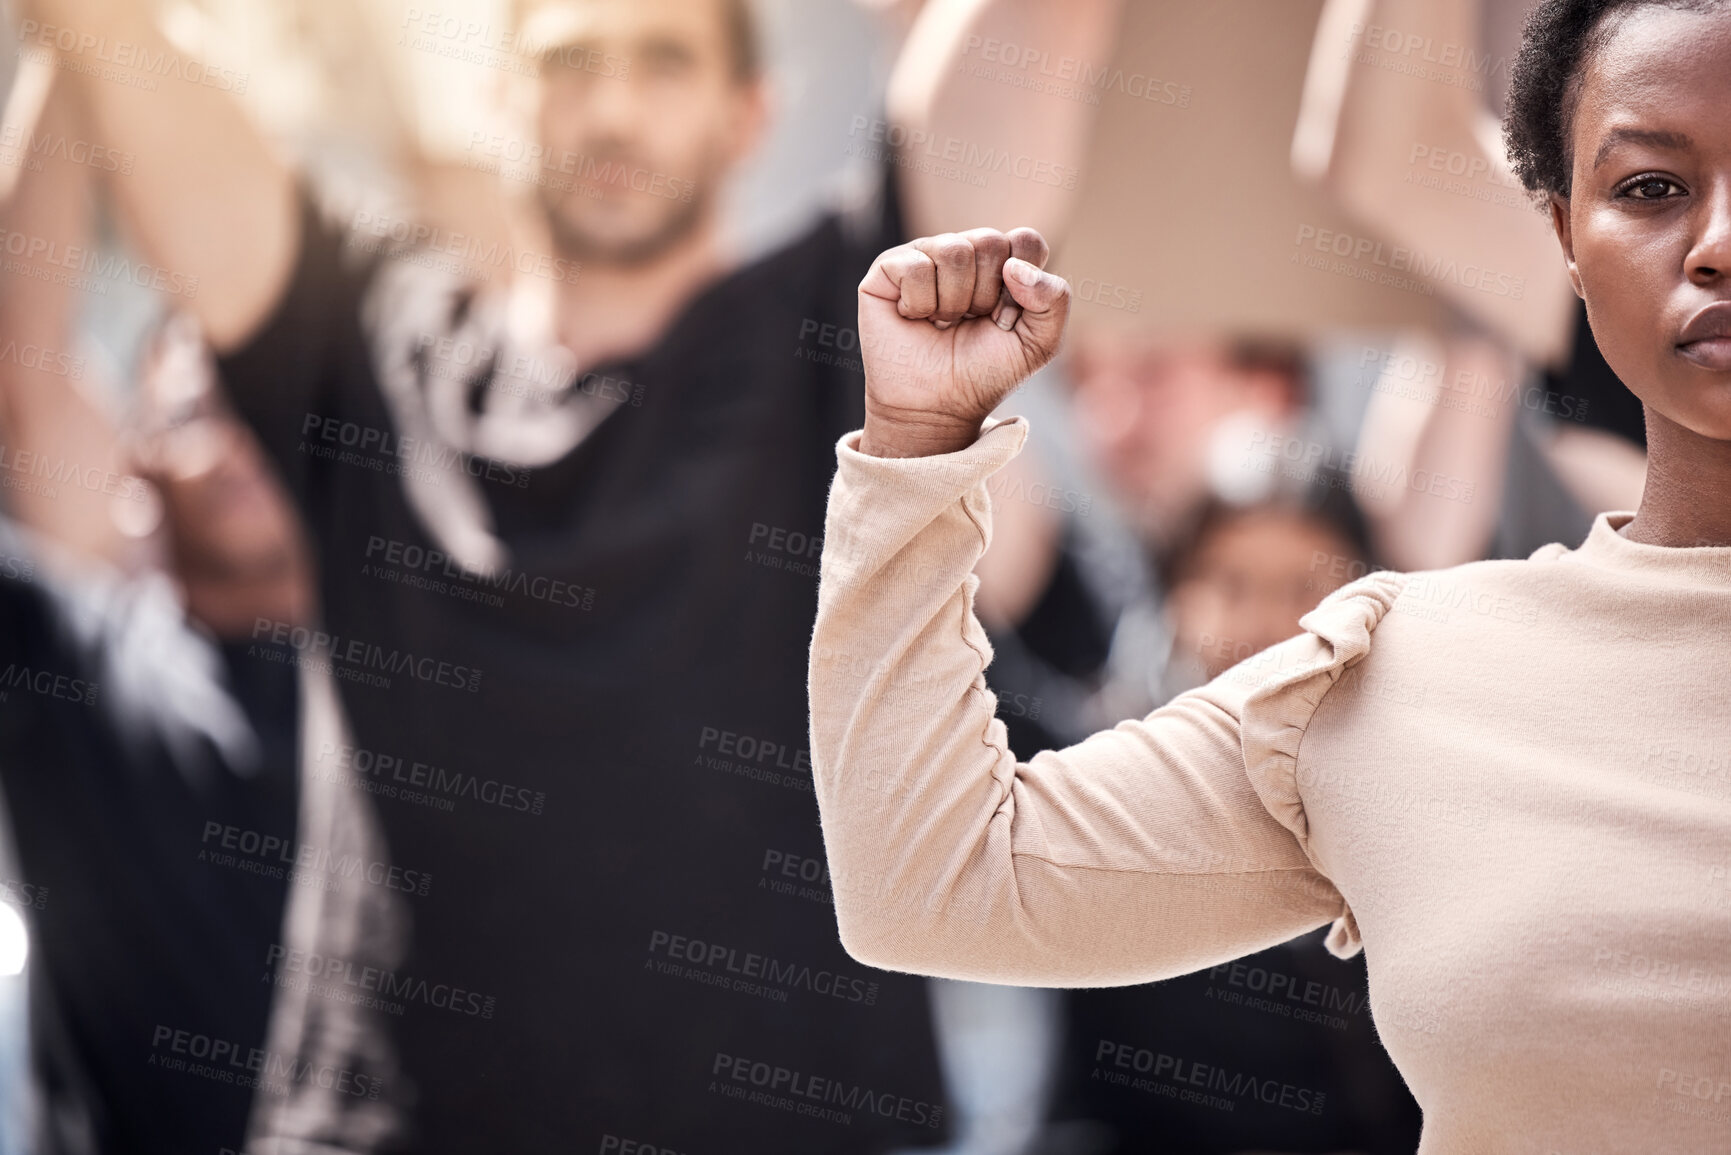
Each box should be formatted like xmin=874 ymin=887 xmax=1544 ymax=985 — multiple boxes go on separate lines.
xmin=1553 ymin=4 xmax=1731 ymax=441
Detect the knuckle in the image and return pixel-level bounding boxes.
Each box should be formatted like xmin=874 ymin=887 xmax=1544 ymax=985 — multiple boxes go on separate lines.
xmin=967 ymin=228 xmax=1009 ymax=253
xmin=932 ymin=238 xmax=973 ymax=267
xmin=1008 ymin=227 xmax=1049 ymax=257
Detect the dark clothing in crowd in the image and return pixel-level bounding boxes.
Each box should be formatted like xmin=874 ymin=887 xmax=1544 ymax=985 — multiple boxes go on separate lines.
xmin=986 ymin=528 xmax=1118 ymax=758
xmin=1547 ymin=299 xmax=1645 ymax=450
xmin=0 ymin=519 xmax=299 ymax=1155
xmin=1492 ymin=299 xmax=1651 ymax=562
xmin=984 ymin=559 xmax=1424 ymax=1154
xmin=1052 ymin=937 xmax=1422 ymax=1155
xmin=215 ymin=186 xmax=949 ymax=1153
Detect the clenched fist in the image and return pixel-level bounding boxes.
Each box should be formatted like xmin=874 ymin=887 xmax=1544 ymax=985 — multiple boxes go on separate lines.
xmin=857 ymin=227 xmax=1070 ymax=458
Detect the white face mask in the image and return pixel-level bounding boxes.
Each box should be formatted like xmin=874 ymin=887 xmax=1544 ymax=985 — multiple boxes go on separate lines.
xmin=1206 ymin=409 xmax=1292 ymax=507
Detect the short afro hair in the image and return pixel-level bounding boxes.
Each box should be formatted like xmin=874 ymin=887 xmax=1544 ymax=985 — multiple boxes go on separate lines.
xmin=1504 ymin=0 xmax=1726 ymax=199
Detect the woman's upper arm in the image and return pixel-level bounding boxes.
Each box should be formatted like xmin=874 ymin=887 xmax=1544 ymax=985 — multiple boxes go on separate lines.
xmin=810 ymin=418 xmax=1408 ymax=986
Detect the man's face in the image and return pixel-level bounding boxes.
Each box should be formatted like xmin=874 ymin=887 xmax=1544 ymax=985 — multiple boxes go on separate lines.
xmin=1555 ymin=4 xmax=1731 ymax=441
xmin=1068 ymin=331 xmax=1295 ymax=541
xmin=521 ymin=0 xmax=765 ymax=265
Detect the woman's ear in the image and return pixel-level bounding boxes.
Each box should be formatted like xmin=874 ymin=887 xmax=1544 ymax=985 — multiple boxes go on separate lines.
xmin=1549 ymin=193 xmax=1585 ymax=300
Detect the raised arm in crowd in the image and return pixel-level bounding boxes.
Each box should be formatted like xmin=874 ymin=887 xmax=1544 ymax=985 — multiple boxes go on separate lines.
xmin=17 ymin=0 xmax=1121 ymax=356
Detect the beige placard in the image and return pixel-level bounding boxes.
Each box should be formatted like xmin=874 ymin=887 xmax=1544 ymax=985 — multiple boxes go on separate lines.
xmin=1060 ymin=0 xmax=1455 ymax=343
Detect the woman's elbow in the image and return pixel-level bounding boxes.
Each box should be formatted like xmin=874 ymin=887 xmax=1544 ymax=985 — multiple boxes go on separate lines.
xmin=833 ymin=890 xmax=1002 ymax=980
xmin=834 ymin=905 xmax=921 ymax=975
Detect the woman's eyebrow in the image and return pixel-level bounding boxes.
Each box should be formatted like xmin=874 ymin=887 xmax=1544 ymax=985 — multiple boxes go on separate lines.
xmin=1593 ymin=127 xmax=1694 ymax=170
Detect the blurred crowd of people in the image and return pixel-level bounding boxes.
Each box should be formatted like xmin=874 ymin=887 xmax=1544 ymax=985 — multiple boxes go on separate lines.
xmin=0 ymin=0 xmax=1648 ymax=1153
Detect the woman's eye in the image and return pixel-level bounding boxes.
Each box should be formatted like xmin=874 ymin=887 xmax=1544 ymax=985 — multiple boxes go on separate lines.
xmin=1622 ymin=177 xmax=1682 ymax=200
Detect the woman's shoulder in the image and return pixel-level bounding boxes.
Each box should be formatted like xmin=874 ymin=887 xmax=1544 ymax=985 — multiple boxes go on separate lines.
xmin=1205 ymin=547 xmax=1588 ymax=770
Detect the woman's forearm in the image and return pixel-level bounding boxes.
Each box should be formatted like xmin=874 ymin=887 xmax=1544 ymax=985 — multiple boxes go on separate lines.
xmin=809 ymin=418 xmax=1350 ymax=987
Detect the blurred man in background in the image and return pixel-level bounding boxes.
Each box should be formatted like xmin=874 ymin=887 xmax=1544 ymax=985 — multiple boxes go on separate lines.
xmin=1068 ymin=333 xmax=1309 ymax=554
xmin=14 ymin=0 xmax=1121 ymax=1149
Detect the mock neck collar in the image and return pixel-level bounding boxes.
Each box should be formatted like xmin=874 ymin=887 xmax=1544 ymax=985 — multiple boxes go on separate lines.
xmin=1570 ymin=512 xmax=1731 ymax=588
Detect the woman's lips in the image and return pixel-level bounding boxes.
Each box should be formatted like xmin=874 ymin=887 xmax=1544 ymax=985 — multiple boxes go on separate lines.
xmin=1677 ymin=336 xmax=1731 ymax=371
xmin=1676 ymin=300 xmax=1731 ymax=368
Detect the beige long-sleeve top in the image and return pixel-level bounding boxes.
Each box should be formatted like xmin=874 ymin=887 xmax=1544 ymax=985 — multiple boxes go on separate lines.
xmin=809 ymin=417 xmax=1731 ymax=1154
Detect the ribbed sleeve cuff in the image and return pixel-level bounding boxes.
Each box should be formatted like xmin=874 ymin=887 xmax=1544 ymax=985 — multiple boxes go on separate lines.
xmin=820 ymin=417 xmax=1029 ymax=595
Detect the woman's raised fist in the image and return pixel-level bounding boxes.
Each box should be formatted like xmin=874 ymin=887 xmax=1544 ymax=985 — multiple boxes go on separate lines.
xmin=856 ymin=227 xmax=1070 ymax=458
